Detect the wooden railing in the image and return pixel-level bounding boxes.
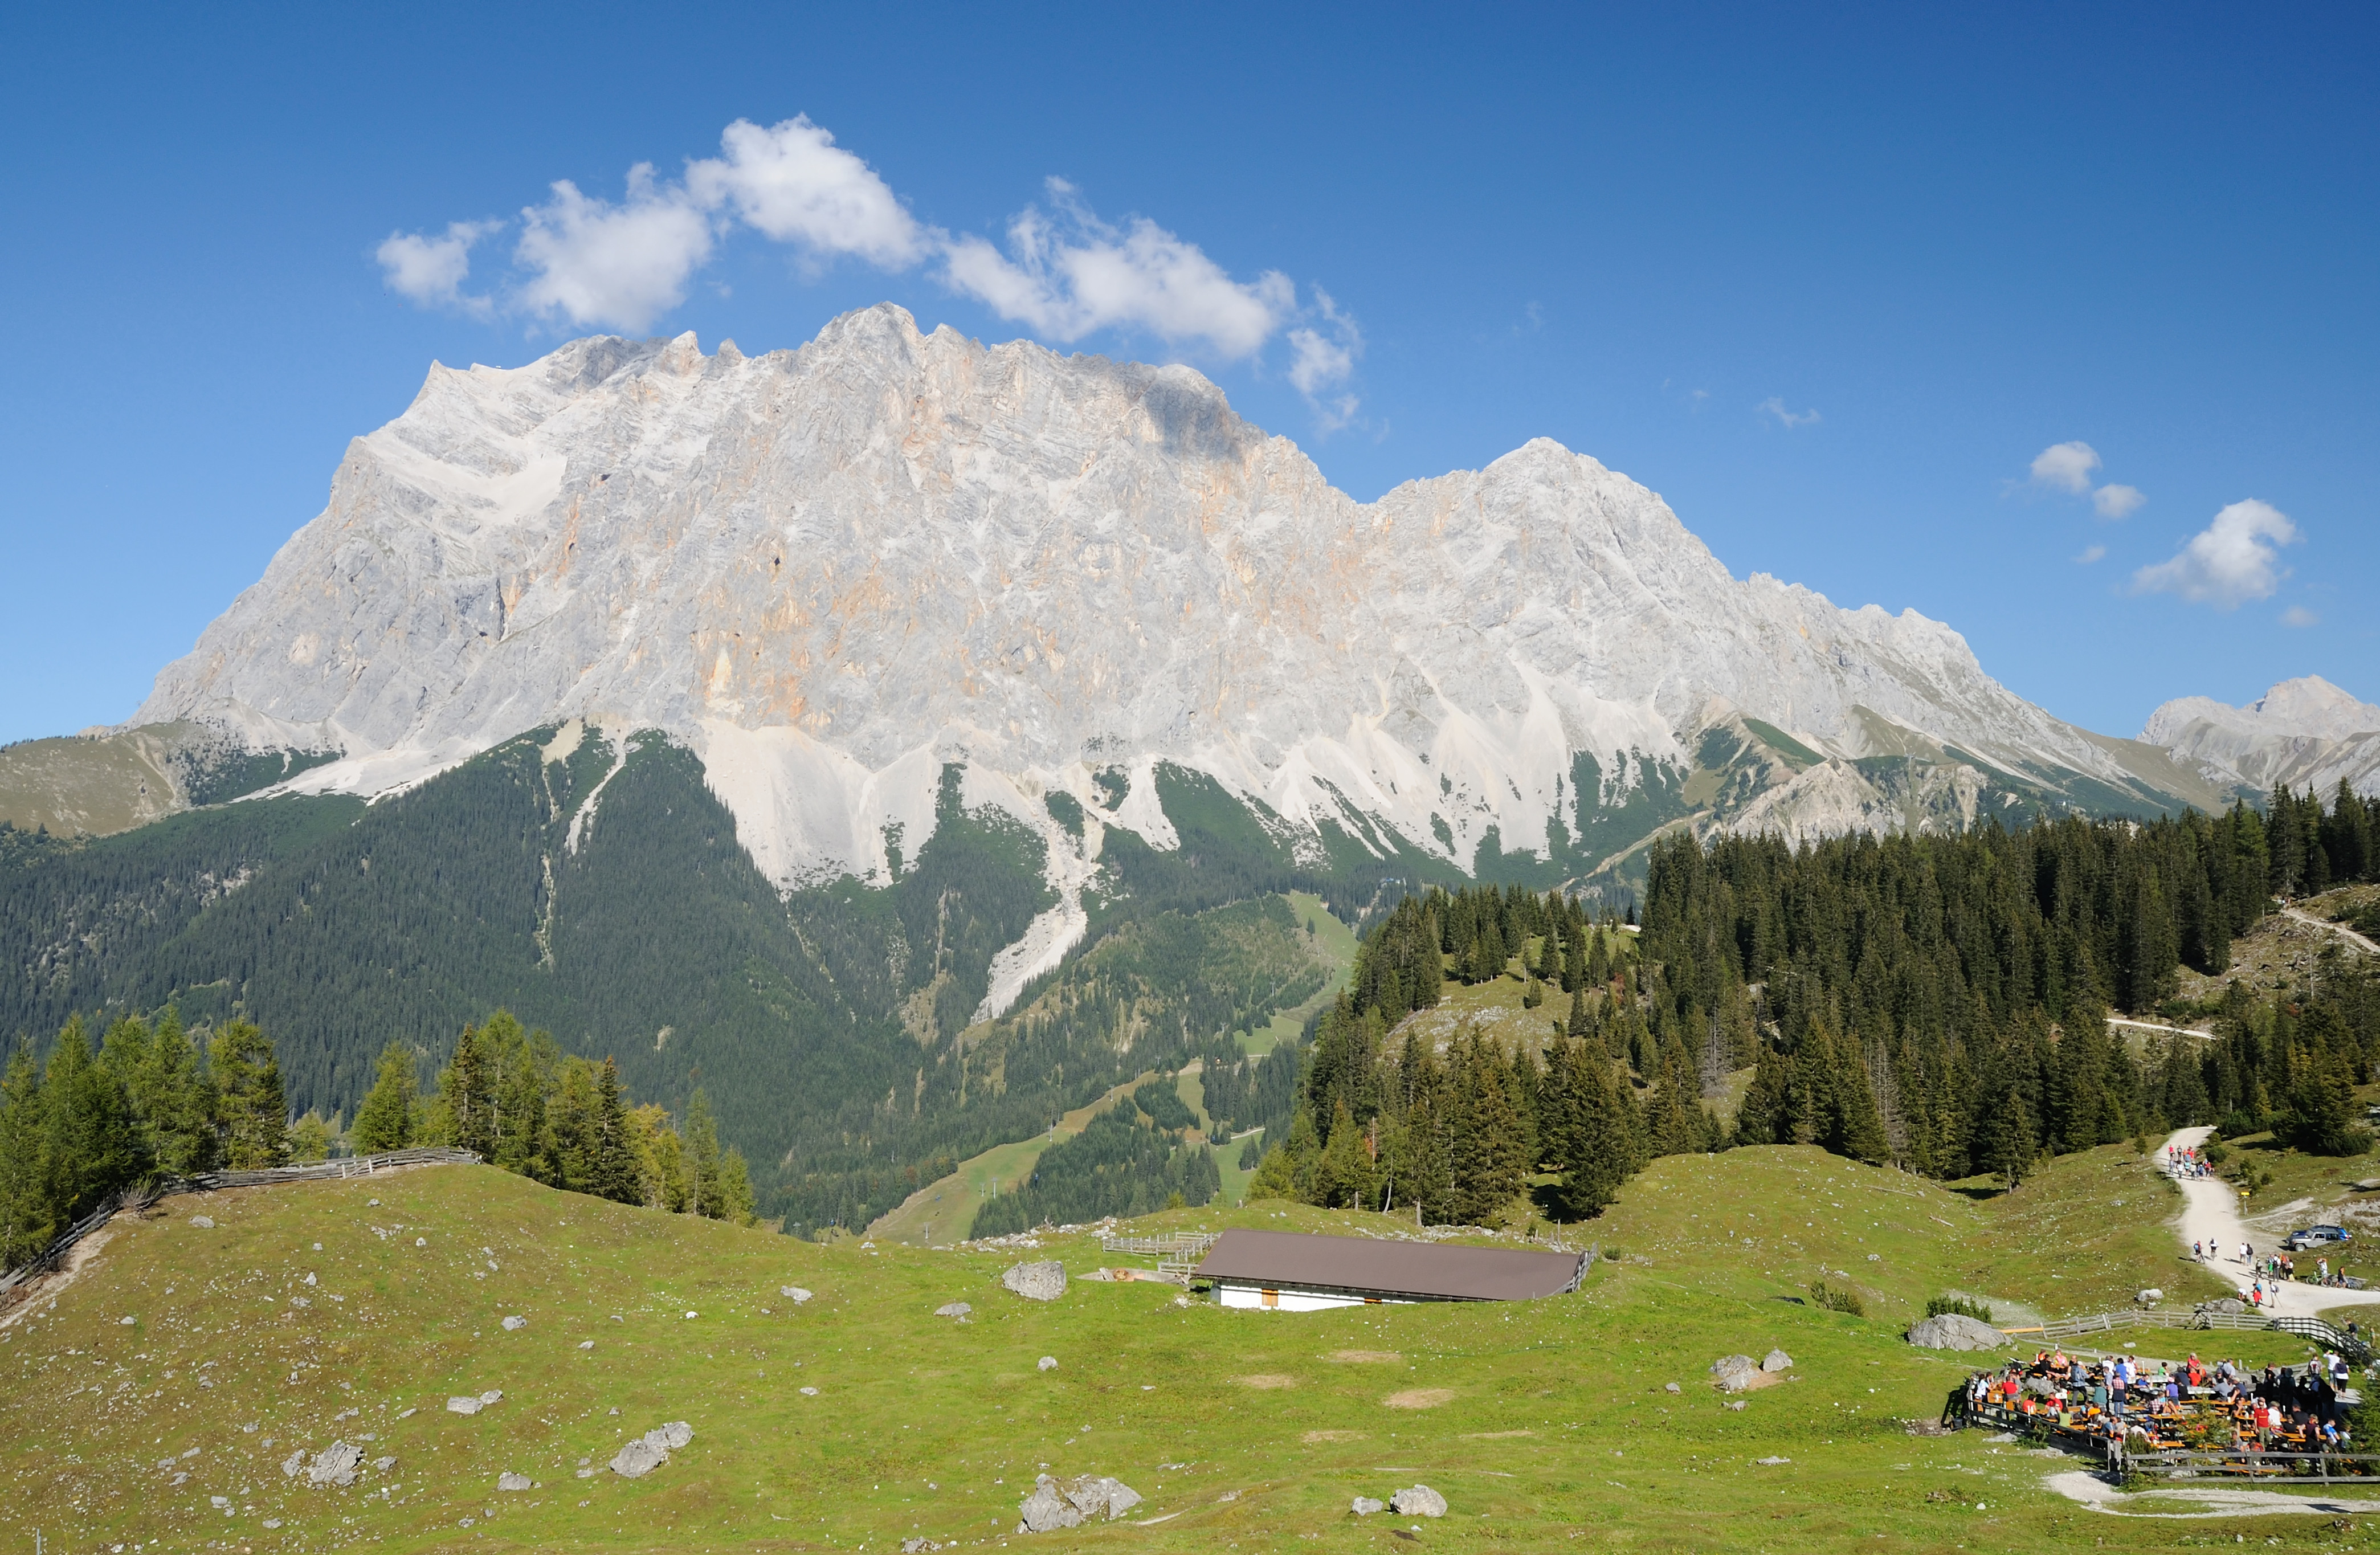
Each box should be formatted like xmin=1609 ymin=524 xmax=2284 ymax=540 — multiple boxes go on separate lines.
xmin=0 ymin=1146 xmax=480 ymax=1294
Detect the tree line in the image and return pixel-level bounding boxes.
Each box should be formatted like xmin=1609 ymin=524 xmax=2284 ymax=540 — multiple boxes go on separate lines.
xmin=0 ymin=1003 xmax=758 ymax=1271
xmin=1245 ymin=793 xmax=2380 ymax=1227
xmin=966 ymin=1078 xmax=1222 ymax=1236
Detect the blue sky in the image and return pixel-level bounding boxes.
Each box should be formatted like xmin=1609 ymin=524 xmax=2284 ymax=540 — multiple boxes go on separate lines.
xmin=2 ymin=3 xmax=2372 ymax=747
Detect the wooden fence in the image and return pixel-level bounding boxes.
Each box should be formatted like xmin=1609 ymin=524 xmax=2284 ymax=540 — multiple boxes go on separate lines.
xmin=0 ymin=1146 xmax=480 ymax=1295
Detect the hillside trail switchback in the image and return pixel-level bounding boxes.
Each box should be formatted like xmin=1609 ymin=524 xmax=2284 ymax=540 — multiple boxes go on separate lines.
xmin=2163 ymin=1124 xmax=2380 ymax=1320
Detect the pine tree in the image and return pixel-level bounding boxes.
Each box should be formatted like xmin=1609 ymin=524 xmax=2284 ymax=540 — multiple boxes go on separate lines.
xmin=0 ymin=1042 xmax=54 ymax=1266
xmin=351 ymin=1043 xmax=419 ymax=1154
xmin=434 ymin=1023 xmax=493 ymax=1158
xmin=685 ymin=1090 xmax=724 ymax=1219
xmin=142 ymin=1010 xmax=217 ymax=1176
xmin=208 ymin=1021 xmax=289 ymax=1171
xmin=586 ymin=1058 xmax=646 ymax=1206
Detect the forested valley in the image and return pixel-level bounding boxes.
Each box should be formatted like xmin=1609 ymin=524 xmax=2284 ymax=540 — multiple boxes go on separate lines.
xmin=1244 ymin=786 xmax=2380 ymax=1227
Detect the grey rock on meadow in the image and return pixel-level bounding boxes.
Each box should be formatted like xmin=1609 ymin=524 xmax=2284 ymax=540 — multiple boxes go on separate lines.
xmin=1352 ymin=1496 xmax=1385 ymax=1515
xmin=1003 ymin=1261 xmax=1067 ymax=1301
xmin=1038 ymin=1356 xmax=1059 ymax=1372
xmin=1390 ymin=1485 xmax=1447 ymax=1518
xmin=501 ymin=1315 xmax=527 ymax=1331
xmin=1761 ymin=1349 xmax=1793 ymax=1372
xmin=189 ymin=1216 xmax=214 ymax=1229
xmin=610 ymin=1440 xmax=667 ymax=1479
xmin=1905 ymin=1313 xmax=2007 ymax=1352
xmin=782 ymin=1286 xmax=813 ymax=1303
xmin=1710 ymin=1354 xmax=1760 ymax=1391
xmin=1016 ymin=1477 xmax=1081 ymax=1533
xmin=498 ymin=1472 xmax=532 ymax=1491
xmin=1064 ymin=1475 xmax=1141 ymax=1519
xmin=935 ymin=1301 xmax=972 ymax=1320
xmin=306 ymin=1442 xmax=363 ymax=1487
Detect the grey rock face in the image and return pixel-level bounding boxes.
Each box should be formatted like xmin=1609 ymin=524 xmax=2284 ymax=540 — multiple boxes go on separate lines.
xmin=1352 ymin=1496 xmax=1385 ymax=1515
xmin=1064 ymin=1475 xmax=1141 ymax=1519
xmin=1016 ymin=1477 xmax=1081 ymax=1533
xmin=1710 ymin=1354 xmax=1760 ymax=1391
xmin=2144 ymin=677 xmax=2380 ymax=800
xmin=130 ymin=305 xmax=2212 ymax=946
xmin=446 ymin=1395 xmax=483 ymax=1415
xmin=280 ymin=1448 xmax=305 ymax=1478
xmin=498 ymin=1471 xmax=532 ymax=1491
xmin=1905 ymin=1313 xmax=2007 ymax=1351
xmin=371 ymin=1456 xmax=397 ymax=1472
xmin=1761 ymin=1349 xmax=1793 ymax=1372
xmin=781 ymin=1285 xmax=814 ymax=1303
xmin=501 ymin=1315 xmax=527 ymax=1330
xmin=1003 ymin=1261 xmax=1067 ymax=1302
xmin=1390 ymin=1485 xmax=1447 ymax=1517
xmin=305 ymin=1442 xmax=363 ymax=1487
xmin=610 ymin=1439 xmax=667 ymax=1479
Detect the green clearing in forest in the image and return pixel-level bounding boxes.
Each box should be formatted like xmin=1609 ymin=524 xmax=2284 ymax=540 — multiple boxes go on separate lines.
xmin=0 ymin=1136 xmax=2348 ymax=1555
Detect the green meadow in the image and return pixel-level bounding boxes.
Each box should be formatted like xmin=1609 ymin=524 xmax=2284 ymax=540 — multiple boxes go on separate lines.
xmin=2 ymin=1134 xmax=2361 ymax=1555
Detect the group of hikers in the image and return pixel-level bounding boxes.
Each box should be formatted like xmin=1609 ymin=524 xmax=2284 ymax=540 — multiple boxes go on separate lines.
xmin=1963 ymin=1349 xmax=2359 ymax=1458
xmin=2166 ymin=1142 xmax=2219 ymax=1179
xmin=2185 ymin=1240 xmax=2358 ymax=1304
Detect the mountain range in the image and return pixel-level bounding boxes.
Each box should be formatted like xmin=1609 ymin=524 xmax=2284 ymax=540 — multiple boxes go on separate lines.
xmin=2 ymin=304 xmax=2371 ymax=1226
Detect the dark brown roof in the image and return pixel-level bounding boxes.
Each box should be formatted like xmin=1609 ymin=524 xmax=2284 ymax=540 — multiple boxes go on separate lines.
xmin=1191 ymin=1228 xmax=1585 ymax=1302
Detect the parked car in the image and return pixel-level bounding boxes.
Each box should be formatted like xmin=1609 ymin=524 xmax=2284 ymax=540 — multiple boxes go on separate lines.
xmin=2283 ymin=1225 xmax=2354 ymax=1251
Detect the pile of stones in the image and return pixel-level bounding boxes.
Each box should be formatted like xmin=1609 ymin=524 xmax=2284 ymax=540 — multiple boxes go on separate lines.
xmin=610 ymin=1421 xmax=695 ymax=1479
xmin=1015 ymin=1473 xmax=1142 ymax=1531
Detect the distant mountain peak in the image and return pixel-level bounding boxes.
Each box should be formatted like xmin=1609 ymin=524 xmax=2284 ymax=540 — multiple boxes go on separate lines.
xmin=2140 ymin=676 xmax=2380 ymax=801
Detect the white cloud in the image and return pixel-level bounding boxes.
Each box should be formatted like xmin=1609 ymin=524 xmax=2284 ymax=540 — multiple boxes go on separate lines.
xmin=1757 ymin=397 xmax=1820 ymax=428
xmin=382 ymin=120 xmax=1344 ymax=417
xmin=683 ymin=117 xmax=922 ymax=268
xmin=2075 ymin=544 xmax=2107 ymax=564
xmin=515 ymin=166 xmax=715 ymax=332
xmin=2129 ymin=499 xmax=2300 ymax=608
xmin=2281 ymin=605 xmax=2320 ymax=628
xmin=2092 ymin=483 xmax=2145 ymax=519
xmin=2030 ymin=440 xmax=2101 ymax=493
xmin=374 ymin=220 xmax=499 ymax=316
xmin=1285 ymin=288 xmax=1362 ymax=431
xmin=940 ymin=181 xmax=1292 ymax=359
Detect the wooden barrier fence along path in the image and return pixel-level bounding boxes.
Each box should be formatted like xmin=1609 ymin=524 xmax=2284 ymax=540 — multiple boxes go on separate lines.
xmin=0 ymin=1146 xmax=481 ymax=1295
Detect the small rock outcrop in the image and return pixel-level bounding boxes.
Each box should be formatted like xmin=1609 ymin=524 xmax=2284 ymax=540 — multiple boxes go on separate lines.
xmin=1390 ymin=1485 xmax=1447 ymax=1518
xmin=1038 ymin=1356 xmax=1059 ymax=1372
xmin=1352 ymin=1496 xmax=1385 ymax=1515
xmin=610 ymin=1421 xmax=696 ymax=1479
xmin=935 ymin=1301 xmax=972 ymax=1320
xmin=501 ymin=1315 xmax=528 ymax=1331
xmin=1755 ymin=1455 xmax=1792 ymax=1466
xmin=1905 ymin=1313 xmax=2006 ymax=1352
xmin=782 ymin=1285 xmax=814 ymax=1303
xmin=305 ymin=1442 xmax=363 ymax=1487
xmin=497 ymin=1472 xmax=532 ymax=1491
xmin=446 ymin=1389 xmax=504 ymax=1415
xmin=1016 ymin=1473 xmax=1142 ymax=1531
xmin=189 ymin=1216 xmax=214 ymax=1229
xmin=1710 ymin=1355 xmax=1760 ymax=1391
xmin=2136 ymin=1288 xmax=2163 ymax=1305
xmin=1761 ymin=1349 xmax=1793 ymax=1373
xmin=1003 ymin=1261 xmax=1068 ymax=1301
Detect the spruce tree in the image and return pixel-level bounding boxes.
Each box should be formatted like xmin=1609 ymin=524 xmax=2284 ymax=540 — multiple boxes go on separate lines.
xmin=208 ymin=1021 xmax=289 ymax=1171
xmin=684 ymin=1090 xmax=724 ymax=1219
xmin=435 ymin=1024 xmax=493 ymax=1158
xmin=351 ymin=1043 xmax=418 ymax=1154
xmin=587 ymin=1058 xmax=645 ymax=1206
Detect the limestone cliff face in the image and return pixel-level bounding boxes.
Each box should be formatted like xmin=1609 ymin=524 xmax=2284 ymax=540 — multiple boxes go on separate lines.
xmin=2142 ymin=677 xmax=2380 ymax=801
xmin=136 ymin=304 xmax=2198 ymax=885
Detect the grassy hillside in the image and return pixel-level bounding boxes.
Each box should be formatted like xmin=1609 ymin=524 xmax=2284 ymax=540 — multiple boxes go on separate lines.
xmin=0 ymin=1141 xmax=2342 ymax=1555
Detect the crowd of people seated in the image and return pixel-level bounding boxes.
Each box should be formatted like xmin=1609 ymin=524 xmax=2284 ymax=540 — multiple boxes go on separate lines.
xmin=1963 ymin=1348 xmax=2359 ymax=1456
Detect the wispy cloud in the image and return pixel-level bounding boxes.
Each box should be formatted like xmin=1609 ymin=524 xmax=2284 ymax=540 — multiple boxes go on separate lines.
xmin=374 ymin=220 xmax=500 ymax=317
xmin=2024 ymin=440 xmax=2145 ymax=519
xmin=1757 ymin=397 xmax=1820 ymax=428
xmin=2091 ymin=483 xmax=2145 ymax=519
xmin=2281 ymin=605 xmax=2320 ymax=628
xmin=2075 ymin=544 xmax=2107 ymax=564
xmin=2130 ymin=499 xmax=2299 ymax=607
xmin=375 ymin=117 xmax=1357 ymax=425
xmin=939 ymin=179 xmax=1292 ymax=359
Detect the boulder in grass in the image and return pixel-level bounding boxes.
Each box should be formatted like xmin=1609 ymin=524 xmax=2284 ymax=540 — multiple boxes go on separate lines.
xmin=1038 ymin=1356 xmax=1059 ymax=1372
xmin=1062 ymin=1475 xmax=1141 ymax=1520
xmin=1905 ymin=1313 xmax=2006 ymax=1352
xmin=1017 ymin=1476 xmax=1083 ymax=1533
xmin=1352 ymin=1496 xmax=1385 ymax=1515
xmin=280 ymin=1448 xmax=305 ymax=1479
xmin=610 ymin=1439 xmax=667 ymax=1479
xmin=1710 ymin=1354 xmax=1761 ymax=1391
xmin=935 ymin=1301 xmax=972 ymax=1320
xmin=1003 ymin=1260 xmax=1067 ymax=1301
xmin=190 ymin=1216 xmax=214 ymax=1229
xmin=501 ymin=1315 xmax=527 ymax=1331
xmin=306 ymin=1442 xmax=363 ymax=1487
xmin=782 ymin=1286 xmax=814 ymax=1303
xmin=1762 ymin=1350 xmax=1793 ymax=1373
xmin=1390 ymin=1485 xmax=1447 ymax=1518
xmin=498 ymin=1472 xmax=532 ymax=1491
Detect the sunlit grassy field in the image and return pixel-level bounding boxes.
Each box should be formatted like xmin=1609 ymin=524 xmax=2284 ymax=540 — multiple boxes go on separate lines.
xmin=1 ymin=1133 xmax=2353 ymax=1554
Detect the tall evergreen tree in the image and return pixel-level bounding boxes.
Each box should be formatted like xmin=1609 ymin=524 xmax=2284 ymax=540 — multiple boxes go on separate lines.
xmin=351 ymin=1042 xmax=419 ymax=1154
xmin=207 ymin=1020 xmax=289 ymax=1170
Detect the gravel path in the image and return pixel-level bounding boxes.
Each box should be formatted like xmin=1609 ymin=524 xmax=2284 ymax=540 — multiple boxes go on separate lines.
xmin=2163 ymin=1125 xmax=2380 ymax=1319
